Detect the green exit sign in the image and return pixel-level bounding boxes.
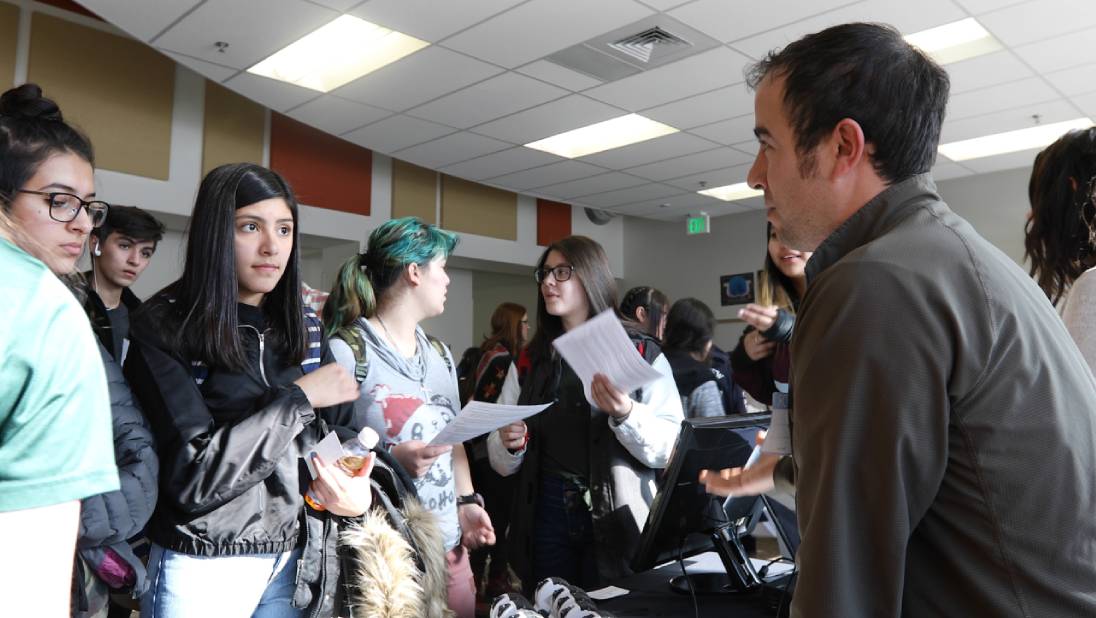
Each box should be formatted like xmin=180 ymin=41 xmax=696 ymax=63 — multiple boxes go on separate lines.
xmin=686 ymin=213 xmax=710 ymax=235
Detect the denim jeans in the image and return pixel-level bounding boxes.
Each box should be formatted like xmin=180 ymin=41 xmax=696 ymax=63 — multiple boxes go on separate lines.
xmin=141 ymin=544 xmax=303 ymax=618
xmin=530 ymin=474 xmax=599 ymax=590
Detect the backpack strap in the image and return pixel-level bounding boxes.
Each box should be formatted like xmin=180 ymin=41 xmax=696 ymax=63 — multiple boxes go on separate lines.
xmin=342 ymin=325 xmax=370 ymax=383
xmin=425 ymin=334 xmax=452 ymax=374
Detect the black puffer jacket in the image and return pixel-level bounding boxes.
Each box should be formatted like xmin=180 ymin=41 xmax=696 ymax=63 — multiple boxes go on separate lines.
xmin=125 ymin=297 xmax=359 ymax=616
xmin=73 ymin=342 xmax=158 ymax=611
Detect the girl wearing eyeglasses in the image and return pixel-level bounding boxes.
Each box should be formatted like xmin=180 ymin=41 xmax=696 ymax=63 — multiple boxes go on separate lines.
xmin=0 ymin=83 xmax=156 ymax=618
xmin=487 ymin=235 xmax=684 ymax=593
xmin=124 ymin=163 xmax=368 ymax=618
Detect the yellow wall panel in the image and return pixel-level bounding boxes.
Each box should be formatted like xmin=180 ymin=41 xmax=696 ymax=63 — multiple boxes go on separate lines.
xmin=392 ymin=159 xmax=437 ymax=224
xmin=28 ymin=13 xmax=174 ymax=179
xmin=0 ymin=3 xmax=18 ymax=89
xmin=441 ymin=175 xmax=517 ymax=241
xmin=202 ymin=81 xmax=265 ymax=176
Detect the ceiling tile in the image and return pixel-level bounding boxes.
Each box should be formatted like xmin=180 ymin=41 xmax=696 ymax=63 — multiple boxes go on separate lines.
xmin=946 ymin=77 xmax=1060 ymax=121
xmin=607 ymin=191 xmax=723 ymax=215
xmin=980 ymin=0 xmax=1096 ymax=48
xmin=516 ymin=60 xmax=605 ymax=91
xmin=350 ymin=0 xmax=525 ymax=43
xmin=442 ymin=0 xmax=654 ymax=68
xmin=669 ymin=0 xmax=851 ymax=44
xmin=406 ymin=72 xmax=567 ymax=129
xmin=86 ymin=0 xmax=203 ymax=41
xmin=642 ymin=84 xmax=755 ymax=130
xmin=688 ymin=114 xmax=757 ymax=146
xmin=946 ymin=50 xmax=1034 ymax=95
xmin=1068 ymin=91 xmax=1096 ymax=119
xmin=940 ymin=99 xmax=1081 ymax=144
xmin=307 ymin=0 xmax=363 ymax=10
xmin=624 ymin=147 xmax=753 ymax=181
xmin=952 ymin=0 xmax=1028 ymax=14
xmin=333 ymin=46 xmax=502 ymax=111
xmin=636 ymin=0 xmax=694 ymax=10
xmin=578 ymin=183 xmax=681 ymax=208
xmin=579 ymin=132 xmax=715 ymax=169
xmin=486 ymin=160 xmax=606 ymax=190
xmin=1045 ymin=63 xmax=1096 ymax=97
xmin=342 ymin=114 xmax=457 ymax=153
xmin=392 ymin=132 xmax=512 ymax=169
xmin=730 ymin=0 xmax=967 ymax=60
xmin=162 ymin=50 xmax=238 ymax=82
xmin=153 ymin=0 xmax=338 ymax=69
xmin=536 ymin=172 xmax=649 ymax=199
xmin=585 ymin=47 xmax=752 ymax=111
xmin=288 ymin=96 xmax=392 ymax=135
xmin=931 ymin=160 xmax=975 ymax=181
xmin=222 ymin=72 xmax=320 ymax=111
xmin=471 ymin=95 xmax=626 ymax=144
xmin=440 ymin=147 xmax=563 ymax=181
xmin=1013 ymin=25 xmax=1096 ymax=74
xmin=665 ymin=162 xmax=753 ymax=191
xmin=959 ymin=148 xmax=1041 ymax=174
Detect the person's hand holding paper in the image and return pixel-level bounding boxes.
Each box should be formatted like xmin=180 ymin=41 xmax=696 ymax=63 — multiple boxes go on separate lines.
xmin=552 ymin=309 xmax=664 ymax=407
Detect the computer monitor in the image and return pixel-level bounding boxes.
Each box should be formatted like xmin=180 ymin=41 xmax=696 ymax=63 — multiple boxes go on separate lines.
xmin=631 ymin=413 xmax=780 ymax=594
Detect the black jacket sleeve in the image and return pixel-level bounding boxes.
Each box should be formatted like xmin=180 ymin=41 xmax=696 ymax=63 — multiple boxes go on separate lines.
xmin=124 ymin=317 xmax=317 ymax=516
xmin=77 ymin=343 xmax=159 ymax=549
xmin=730 ymin=328 xmax=776 ymax=406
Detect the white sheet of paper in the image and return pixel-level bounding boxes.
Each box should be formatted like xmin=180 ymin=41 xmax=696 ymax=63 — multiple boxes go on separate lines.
xmin=761 ymin=407 xmax=792 ymax=455
xmin=304 ymin=431 xmax=344 ymax=480
xmin=428 ymin=401 xmax=552 ymax=446
xmin=587 ymin=585 xmax=629 ymax=600
xmin=551 ymin=309 xmax=665 ymax=405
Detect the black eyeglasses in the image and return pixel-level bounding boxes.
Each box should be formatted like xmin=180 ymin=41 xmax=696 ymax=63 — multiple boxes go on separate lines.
xmin=18 ymin=190 xmax=109 ymax=227
xmin=534 ymin=265 xmax=574 ymax=283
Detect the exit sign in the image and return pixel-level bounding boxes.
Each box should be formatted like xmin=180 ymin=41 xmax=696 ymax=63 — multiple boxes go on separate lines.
xmin=686 ymin=213 xmax=710 ymax=235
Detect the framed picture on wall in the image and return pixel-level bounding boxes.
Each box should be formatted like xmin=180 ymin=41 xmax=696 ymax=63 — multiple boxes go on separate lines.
xmin=719 ymin=272 xmax=755 ymax=306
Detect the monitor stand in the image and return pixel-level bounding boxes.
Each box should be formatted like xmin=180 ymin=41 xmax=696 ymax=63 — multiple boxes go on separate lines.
xmin=668 ymin=523 xmax=762 ymax=595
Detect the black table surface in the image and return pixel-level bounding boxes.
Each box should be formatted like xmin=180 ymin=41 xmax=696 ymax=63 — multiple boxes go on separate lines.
xmin=596 ymin=553 xmax=792 ymax=618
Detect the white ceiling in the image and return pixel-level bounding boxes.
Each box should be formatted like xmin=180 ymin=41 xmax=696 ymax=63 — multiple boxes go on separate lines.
xmin=78 ymin=0 xmax=1096 ymax=220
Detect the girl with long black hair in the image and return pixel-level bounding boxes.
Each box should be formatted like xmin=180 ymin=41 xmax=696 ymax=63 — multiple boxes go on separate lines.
xmin=125 ymin=163 xmax=368 ymax=618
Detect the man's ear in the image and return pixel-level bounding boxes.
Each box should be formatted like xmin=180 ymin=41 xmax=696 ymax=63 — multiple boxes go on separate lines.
xmin=830 ymin=118 xmax=867 ymax=179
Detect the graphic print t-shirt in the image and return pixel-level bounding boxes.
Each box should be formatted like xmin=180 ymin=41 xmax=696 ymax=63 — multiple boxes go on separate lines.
xmin=330 ymin=320 xmax=461 ymax=550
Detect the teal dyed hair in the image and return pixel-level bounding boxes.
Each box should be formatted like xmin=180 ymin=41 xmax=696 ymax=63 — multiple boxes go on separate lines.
xmin=323 ymin=216 xmax=458 ymax=338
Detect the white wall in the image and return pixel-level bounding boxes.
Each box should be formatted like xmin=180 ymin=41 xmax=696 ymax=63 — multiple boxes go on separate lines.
xmin=472 ymin=271 xmax=541 ymax=348
xmin=935 ymin=167 xmax=1032 ymax=267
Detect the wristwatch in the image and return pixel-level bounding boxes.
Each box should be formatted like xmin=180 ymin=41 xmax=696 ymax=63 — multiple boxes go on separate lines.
xmin=456 ymin=493 xmax=485 ymax=509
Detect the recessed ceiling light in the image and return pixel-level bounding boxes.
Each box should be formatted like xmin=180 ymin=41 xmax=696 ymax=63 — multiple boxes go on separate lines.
xmin=938 ymin=118 xmax=1094 ymax=162
xmin=697 ymin=182 xmax=762 ymax=202
xmin=248 ymin=15 xmax=428 ymax=93
xmin=904 ymin=17 xmax=1002 ymax=65
xmin=524 ymin=114 xmax=678 ymax=158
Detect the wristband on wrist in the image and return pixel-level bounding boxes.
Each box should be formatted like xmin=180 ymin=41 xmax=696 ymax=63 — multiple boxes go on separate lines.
xmin=457 ymin=493 xmax=485 ymax=509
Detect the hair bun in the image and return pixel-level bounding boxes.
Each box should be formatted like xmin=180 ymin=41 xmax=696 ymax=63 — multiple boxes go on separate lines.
xmin=0 ymin=83 xmax=63 ymax=122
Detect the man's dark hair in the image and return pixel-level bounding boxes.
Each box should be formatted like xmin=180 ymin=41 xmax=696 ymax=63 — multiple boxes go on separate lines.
xmin=746 ymin=22 xmax=950 ymax=183
xmin=93 ymin=205 xmax=165 ymax=245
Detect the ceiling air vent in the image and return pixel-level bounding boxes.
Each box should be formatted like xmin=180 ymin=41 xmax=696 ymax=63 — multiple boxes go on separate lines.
xmin=546 ymin=16 xmax=720 ymax=84
xmin=608 ymin=27 xmax=691 ymax=64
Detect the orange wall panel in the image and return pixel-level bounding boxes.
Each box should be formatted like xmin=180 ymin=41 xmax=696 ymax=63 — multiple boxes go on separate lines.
xmin=536 ymin=198 xmax=571 ymax=246
xmin=269 ymin=113 xmax=371 ymax=216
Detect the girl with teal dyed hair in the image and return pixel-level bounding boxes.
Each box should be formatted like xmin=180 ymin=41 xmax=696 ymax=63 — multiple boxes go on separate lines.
xmin=325 ymin=217 xmax=493 ymax=618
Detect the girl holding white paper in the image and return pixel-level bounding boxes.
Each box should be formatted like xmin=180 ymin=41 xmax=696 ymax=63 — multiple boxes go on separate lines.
xmin=324 ymin=216 xmax=493 ymax=618
xmin=487 ymin=235 xmax=684 ymax=593
xmin=125 ymin=163 xmax=370 ymax=618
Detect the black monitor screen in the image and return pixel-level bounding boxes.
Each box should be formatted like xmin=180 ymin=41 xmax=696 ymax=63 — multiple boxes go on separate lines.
xmin=631 ymin=413 xmax=771 ymax=574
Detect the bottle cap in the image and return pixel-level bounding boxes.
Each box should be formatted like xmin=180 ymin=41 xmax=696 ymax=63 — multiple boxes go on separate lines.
xmin=356 ymin=426 xmax=380 ymax=450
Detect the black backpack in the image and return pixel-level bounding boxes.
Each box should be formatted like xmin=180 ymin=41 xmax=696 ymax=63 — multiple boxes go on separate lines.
xmin=455 ymin=346 xmax=484 ymax=407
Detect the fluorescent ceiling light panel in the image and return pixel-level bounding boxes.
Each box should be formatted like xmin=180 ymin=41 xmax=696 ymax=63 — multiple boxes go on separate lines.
xmin=939 ymin=118 xmax=1094 ymax=162
xmin=904 ymin=18 xmax=1002 ymax=65
xmin=248 ymin=15 xmax=428 ymax=93
xmin=524 ymin=114 xmax=678 ymax=158
xmin=697 ymin=182 xmax=762 ymax=202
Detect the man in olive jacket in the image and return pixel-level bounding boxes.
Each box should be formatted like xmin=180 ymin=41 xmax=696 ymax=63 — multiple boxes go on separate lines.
xmin=718 ymin=22 xmax=1096 ymax=617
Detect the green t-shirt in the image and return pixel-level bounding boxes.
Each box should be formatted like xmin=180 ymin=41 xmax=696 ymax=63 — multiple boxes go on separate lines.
xmin=0 ymin=238 xmax=118 ymax=511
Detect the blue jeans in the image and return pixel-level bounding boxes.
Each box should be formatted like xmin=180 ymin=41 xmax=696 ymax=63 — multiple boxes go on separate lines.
xmin=141 ymin=545 xmax=303 ymax=618
xmin=530 ymin=474 xmax=598 ymax=590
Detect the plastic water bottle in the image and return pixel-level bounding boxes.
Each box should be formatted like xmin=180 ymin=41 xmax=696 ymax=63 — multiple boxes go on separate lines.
xmin=305 ymin=426 xmax=380 ymax=511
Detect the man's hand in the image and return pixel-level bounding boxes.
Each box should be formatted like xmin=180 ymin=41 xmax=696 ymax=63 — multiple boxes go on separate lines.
xmin=459 ymin=503 xmax=495 ymax=549
xmin=699 ymin=452 xmax=780 ymax=497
